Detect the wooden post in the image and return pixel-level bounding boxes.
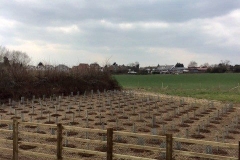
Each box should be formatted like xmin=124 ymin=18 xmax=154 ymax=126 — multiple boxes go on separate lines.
xmin=166 ymin=134 xmax=173 ymax=160
xmin=57 ymin=123 xmax=63 ymax=160
xmin=239 ymin=141 xmax=240 ymax=160
xmin=107 ymin=128 xmax=113 ymax=160
xmin=13 ymin=118 xmax=18 ymax=160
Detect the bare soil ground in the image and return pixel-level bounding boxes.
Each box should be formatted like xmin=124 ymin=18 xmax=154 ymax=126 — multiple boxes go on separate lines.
xmin=0 ymin=90 xmax=239 ymax=159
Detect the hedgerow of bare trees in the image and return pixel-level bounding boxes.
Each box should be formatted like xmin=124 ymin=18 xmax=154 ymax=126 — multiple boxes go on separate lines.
xmin=0 ymin=46 xmax=121 ymax=102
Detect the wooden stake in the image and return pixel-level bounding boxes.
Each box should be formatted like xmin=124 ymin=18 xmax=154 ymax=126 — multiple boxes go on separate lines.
xmin=132 ymin=123 xmax=136 ymax=133
xmin=13 ymin=118 xmax=19 ymax=160
xmin=107 ymin=128 xmax=113 ymax=160
xmin=238 ymin=141 xmax=240 ymax=160
xmin=166 ymin=134 xmax=172 ymax=160
xmin=57 ymin=123 xmax=63 ymax=160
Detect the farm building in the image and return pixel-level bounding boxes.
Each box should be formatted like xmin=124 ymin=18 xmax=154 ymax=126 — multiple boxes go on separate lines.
xmin=188 ymin=67 xmax=208 ymax=73
xmin=171 ymin=67 xmax=188 ymax=74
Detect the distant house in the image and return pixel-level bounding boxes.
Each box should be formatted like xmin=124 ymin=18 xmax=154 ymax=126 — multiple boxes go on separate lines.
xmin=90 ymin=63 xmax=101 ymax=71
xmin=188 ymin=67 xmax=198 ymax=73
xmin=171 ymin=67 xmax=188 ymax=74
xmin=55 ymin=64 xmax=69 ymax=72
xmin=27 ymin=63 xmax=54 ymax=71
xmin=37 ymin=62 xmax=45 ymax=70
xmin=79 ymin=63 xmax=89 ymax=70
xmin=143 ymin=66 xmax=158 ymax=74
xmin=27 ymin=65 xmax=37 ymax=70
xmin=105 ymin=64 xmax=129 ymax=74
xmin=143 ymin=64 xmax=189 ymax=74
xmin=45 ymin=65 xmax=55 ymax=70
xmin=188 ymin=67 xmax=208 ymax=73
xmin=128 ymin=70 xmax=137 ymax=74
xmin=105 ymin=65 xmax=115 ymax=73
xmin=72 ymin=63 xmax=90 ymax=74
xmin=156 ymin=65 xmax=175 ymax=74
xmin=197 ymin=67 xmax=208 ymax=73
xmin=72 ymin=63 xmax=89 ymax=72
xmin=127 ymin=63 xmax=140 ymax=73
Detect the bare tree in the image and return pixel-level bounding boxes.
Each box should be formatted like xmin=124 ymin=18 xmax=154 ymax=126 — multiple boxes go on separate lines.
xmin=220 ymin=60 xmax=230 ymax=66
xmin=0 ymin=46 xmax=31 ymax=66
xmin=188 ymin=61 xmax=198 ymax=67
xmin=0 ymin=46 xmax=10 ymax=62
xmin=101 ymin=56 xmax=112 ymax=67
xmin=200 ymin=62 xmax=210 ymax=68
xmin=9 ymin=50 xmax=31 ymax=66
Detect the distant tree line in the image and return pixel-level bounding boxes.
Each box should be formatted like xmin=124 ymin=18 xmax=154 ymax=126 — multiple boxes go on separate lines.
xmin=207 ymin=64 xmax=240 ymax=73
xmin=206 ymin=60 xmax=240 ymax=73
xmin=186 ymin=60 xmax=240 ymax=73
xmin=108 ymin=60 xmax=240 ymax=74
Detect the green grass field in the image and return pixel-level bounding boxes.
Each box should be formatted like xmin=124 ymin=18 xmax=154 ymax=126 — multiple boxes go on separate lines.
xmin=114 ymin=73 xmax=240 ymax=103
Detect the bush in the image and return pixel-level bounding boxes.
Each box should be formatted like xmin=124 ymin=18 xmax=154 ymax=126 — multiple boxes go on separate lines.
xmin=233 ymin=65 xmax=240 ymax=73
xmin=207 ymin=66 xmax=227 ymax=73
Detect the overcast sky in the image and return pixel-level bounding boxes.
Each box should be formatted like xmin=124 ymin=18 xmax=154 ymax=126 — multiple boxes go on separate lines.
xmin=1 ymin=0 xmax=240 ymax=67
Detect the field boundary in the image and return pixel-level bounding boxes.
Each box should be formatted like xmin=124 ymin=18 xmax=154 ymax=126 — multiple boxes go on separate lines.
xmin=0 ymin=119 xmax=239 ymax=160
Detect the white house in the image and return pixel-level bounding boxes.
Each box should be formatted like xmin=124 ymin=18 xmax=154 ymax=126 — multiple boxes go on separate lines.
xmin=156 ymin=65 xmax=175 ymax=74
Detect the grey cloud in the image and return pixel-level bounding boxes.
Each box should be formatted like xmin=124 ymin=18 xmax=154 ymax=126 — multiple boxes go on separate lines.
xmin=0 ymin=0 xmax=240 ymax=66
xmin=2 ymin=0 xmax=240 ymax=26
